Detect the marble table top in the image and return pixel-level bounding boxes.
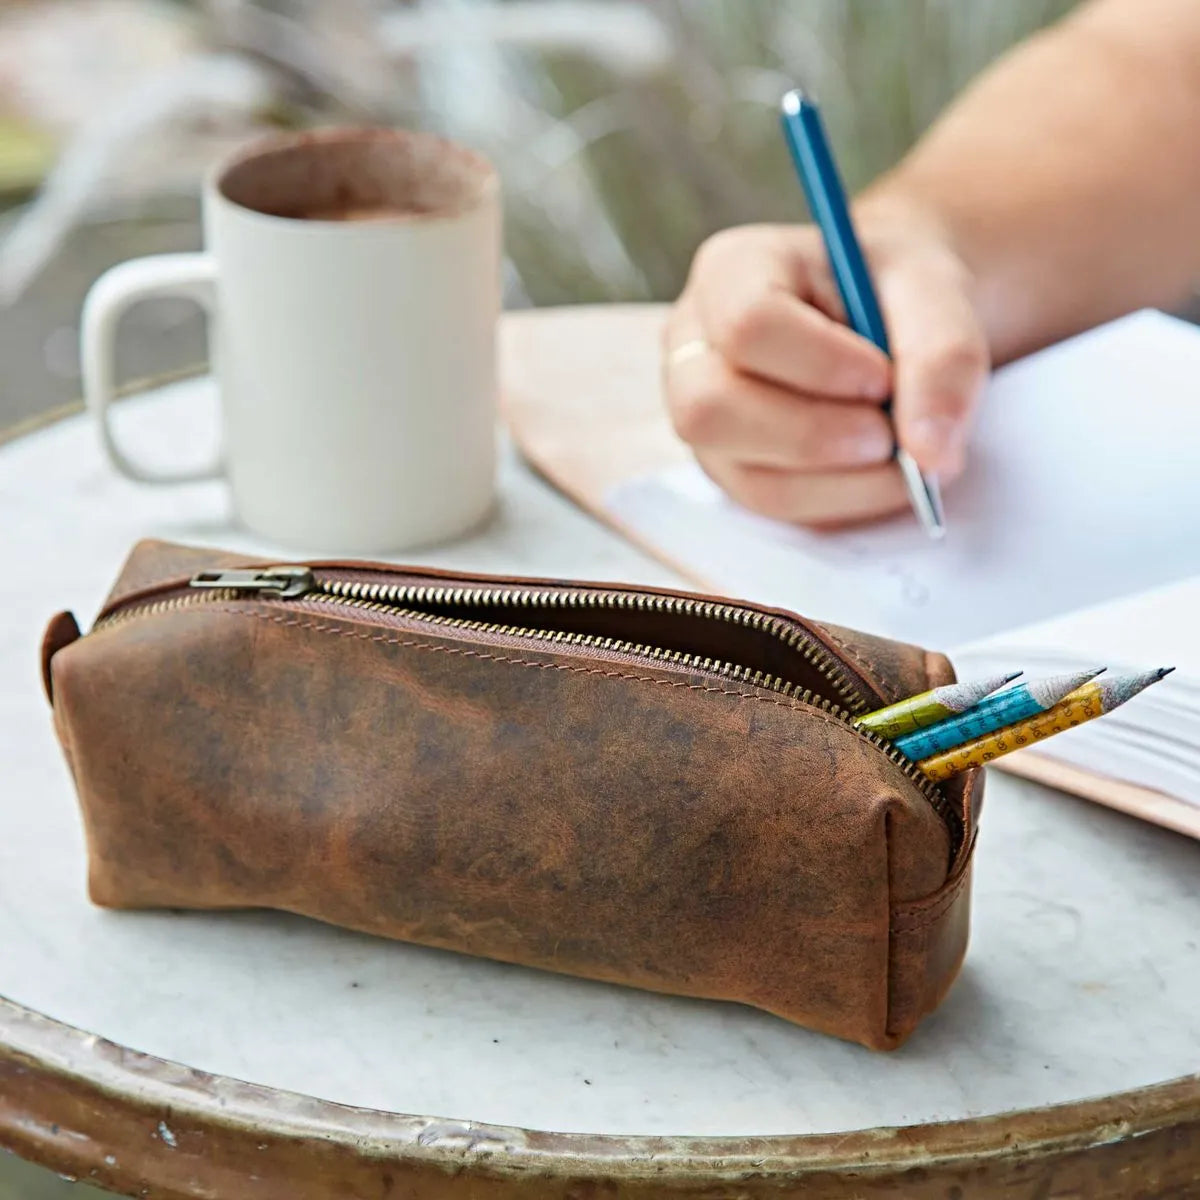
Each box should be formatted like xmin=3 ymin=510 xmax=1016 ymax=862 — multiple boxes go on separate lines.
xmin=2 ymin=360 xmax=1199 ymax=1140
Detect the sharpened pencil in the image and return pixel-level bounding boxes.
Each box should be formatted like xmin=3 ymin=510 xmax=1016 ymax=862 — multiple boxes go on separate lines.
xmin=917 ymin=668 xmax=1174 ymax=781
xmin=856 ymin=671 xmax=1022 ymax=739
xmin=893 ymin=667 xmax=1105 ymax=760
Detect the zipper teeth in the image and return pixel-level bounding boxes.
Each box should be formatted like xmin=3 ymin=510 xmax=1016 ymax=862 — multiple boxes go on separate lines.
xmin=314 ymin=592 xmax=811 ymax=694
xmin=89 ymin=580 xmax=957 ymax=837
xmin=316 ymin=579 xmax=869 ymax=714
xmin=91 ymin=589 xmax=240 ymax=633
xmin=308 ymin=585 xmax=954 ymax=827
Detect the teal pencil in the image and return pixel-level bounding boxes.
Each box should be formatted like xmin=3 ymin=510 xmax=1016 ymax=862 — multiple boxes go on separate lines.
xmin=893 ymin=667 xmax=1105 ymax=759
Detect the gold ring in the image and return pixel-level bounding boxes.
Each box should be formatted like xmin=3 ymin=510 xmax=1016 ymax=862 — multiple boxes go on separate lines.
xmin=666 ymin=338 xmax=710 ymax=367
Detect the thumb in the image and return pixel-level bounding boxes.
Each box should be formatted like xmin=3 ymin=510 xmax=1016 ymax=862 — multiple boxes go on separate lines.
xmin=878 ymin=264 xmax=990 ymax=476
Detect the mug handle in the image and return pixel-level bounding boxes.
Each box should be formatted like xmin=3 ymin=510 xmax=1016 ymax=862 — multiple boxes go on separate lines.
xmin=81 ymin=252 xmax=222 ymax=484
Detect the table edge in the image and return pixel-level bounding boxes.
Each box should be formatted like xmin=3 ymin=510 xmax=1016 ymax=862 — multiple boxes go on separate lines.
xmin=2 ymin=993 xmax=1199 ymax=1196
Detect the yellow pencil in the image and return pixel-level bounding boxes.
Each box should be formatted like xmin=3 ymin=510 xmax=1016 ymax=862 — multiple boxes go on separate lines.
xmin=918 ymin=668 xmax=1173 ymax=781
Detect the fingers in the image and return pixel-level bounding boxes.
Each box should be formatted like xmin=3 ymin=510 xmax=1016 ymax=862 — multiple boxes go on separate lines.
xmin=688 ymin=226 xmax=892 ymax=399
xmin=664 ymin=222 xmax=991 ymax=528
xmin=665 ymin=341 xmax=894 ymax=471
xmin=877 ymin=260 xmax=990 ymax=476
xmin=694 ymin=453 xmax=911 ymax=528
xmin=663 ymin=287 xmax=900 ymax=523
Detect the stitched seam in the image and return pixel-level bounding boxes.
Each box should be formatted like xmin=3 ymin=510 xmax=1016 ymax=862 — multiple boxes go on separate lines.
xmin=904 ymin=829 xmax=978 ymax=929
xmin=220 ymin=606 xmax=886 ymax=733
xmin=950 ymin=813 xmax=979 ymax=875
xmin=898 ymin=830 xmax=978 ymax=920
xmin=923 ymin=648 xmax=954 ymax=692
xmin=884 ymin=806 xmax=898 ymax=1042
xmin=810 ymin=622 xmax=891 ymax=696
xmin=891 ymin=866 xmax=971 ymax=928
xmin=889 ymin=867 xmax=972 ymax=933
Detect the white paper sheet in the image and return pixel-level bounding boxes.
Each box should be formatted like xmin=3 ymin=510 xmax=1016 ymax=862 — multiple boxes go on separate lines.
xmin=607 ymin=309 xmax=1200 ymax=647
xmin=953 ymin=576 xmax=1200 ymax=802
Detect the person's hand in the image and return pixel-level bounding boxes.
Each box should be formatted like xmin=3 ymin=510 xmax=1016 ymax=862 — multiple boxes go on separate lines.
xmin=662 ymin=208 xmax=990 ymax=526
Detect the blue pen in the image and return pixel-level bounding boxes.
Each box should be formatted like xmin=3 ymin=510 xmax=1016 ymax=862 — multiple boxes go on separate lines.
xmin=893 ymin=667 xmax=1106 ymax=760
xmin=780 ymin=89 xmax=945 ymax=538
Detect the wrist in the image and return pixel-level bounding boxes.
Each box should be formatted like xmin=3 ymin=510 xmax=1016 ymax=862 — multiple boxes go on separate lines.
xmin=853 ymin=177 xmax=995 ymax=348
xmin=854 ymin=178 xmax=972 ymax=276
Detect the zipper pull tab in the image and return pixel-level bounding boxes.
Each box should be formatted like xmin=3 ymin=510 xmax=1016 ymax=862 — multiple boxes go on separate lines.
xmin=189 ymin=566 xmax=314 ymax=599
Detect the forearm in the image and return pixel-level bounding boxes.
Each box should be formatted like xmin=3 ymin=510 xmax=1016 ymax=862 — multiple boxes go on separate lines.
xmin=860 ymin=0 xmax=1200 ymax=363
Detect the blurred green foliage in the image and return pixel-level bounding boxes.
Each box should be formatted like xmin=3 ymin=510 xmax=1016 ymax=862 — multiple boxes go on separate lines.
xmin=504 ymin=0 xmax=1077 ymax=304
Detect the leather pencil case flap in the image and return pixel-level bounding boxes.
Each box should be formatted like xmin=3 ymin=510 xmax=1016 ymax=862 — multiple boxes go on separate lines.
xmin=44 ymin=539 xmax=981 ymax=1050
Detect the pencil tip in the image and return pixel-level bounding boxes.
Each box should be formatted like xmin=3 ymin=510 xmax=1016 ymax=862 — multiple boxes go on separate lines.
xmin=1157 ymin=666 xmax=1176 ymax=679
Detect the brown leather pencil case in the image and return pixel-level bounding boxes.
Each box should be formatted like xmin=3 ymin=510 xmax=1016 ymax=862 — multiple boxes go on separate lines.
xmin=42 ymin=539 xmax=980 ymax=1050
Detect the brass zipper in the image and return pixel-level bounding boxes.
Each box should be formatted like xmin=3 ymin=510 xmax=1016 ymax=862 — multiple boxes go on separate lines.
xmin=95 ymin=566 xmax=956 ymax=835
xmin=91 ymin=588 xmax=242 ymax=633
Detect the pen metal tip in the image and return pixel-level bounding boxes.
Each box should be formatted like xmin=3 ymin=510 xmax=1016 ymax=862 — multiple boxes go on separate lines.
xmin=922 ymin=475 xmax=946 ymax=538
xmin=895 ymin=451 xmax=945 ymax=539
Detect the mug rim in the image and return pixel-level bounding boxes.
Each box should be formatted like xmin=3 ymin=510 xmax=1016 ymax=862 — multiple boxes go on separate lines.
xmin=207 ymin=126 xmax=499 ymax=228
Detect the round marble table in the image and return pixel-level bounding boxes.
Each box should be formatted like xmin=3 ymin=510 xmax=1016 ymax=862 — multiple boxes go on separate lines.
xmin=2 ymin=309 xmax=1199 ymax=1198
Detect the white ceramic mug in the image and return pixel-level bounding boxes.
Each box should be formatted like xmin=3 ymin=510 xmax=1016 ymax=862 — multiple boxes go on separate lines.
xmin=81 ymin=128 xmax=500 ymax=552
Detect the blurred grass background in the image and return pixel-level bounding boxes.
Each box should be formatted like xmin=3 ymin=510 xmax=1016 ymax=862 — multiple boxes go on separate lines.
xmin=0 ymin=0 xmax=1076 ymax=428
xmin=0 ymin=1 xmax=1073 ymax=1194
xmin=505 ymin=0 xmax=1077 ymax=303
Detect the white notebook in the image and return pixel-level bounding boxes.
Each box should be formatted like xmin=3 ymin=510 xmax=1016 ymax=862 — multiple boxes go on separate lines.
xmin=602 ymin=310 xmax=1200 ymax=817
xmin=953 ymin=577 xmax=1200 ymax=806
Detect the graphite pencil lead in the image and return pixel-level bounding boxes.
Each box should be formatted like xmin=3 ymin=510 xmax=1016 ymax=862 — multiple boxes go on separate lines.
xmin=918 ymin=665 xmax=1174 ymax=781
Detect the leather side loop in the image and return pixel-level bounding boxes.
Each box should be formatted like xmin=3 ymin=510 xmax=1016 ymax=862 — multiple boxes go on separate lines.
xmin=41 ymin=611 xmax=81 ymax=705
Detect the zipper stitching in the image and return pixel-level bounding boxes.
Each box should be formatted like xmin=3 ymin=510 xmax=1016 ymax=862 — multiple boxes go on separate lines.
xmin=315 ymin=577 xmax=868 ymax=711
xmin=91 ymin=589 xmax=240 ymax=632
xmin=315 ymin=595 xmax=805 ymax=694
xmin=90 ymin=578 xmax=958 ymax=839
xmin=99 ymin=574 xmax=869 ymax=711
